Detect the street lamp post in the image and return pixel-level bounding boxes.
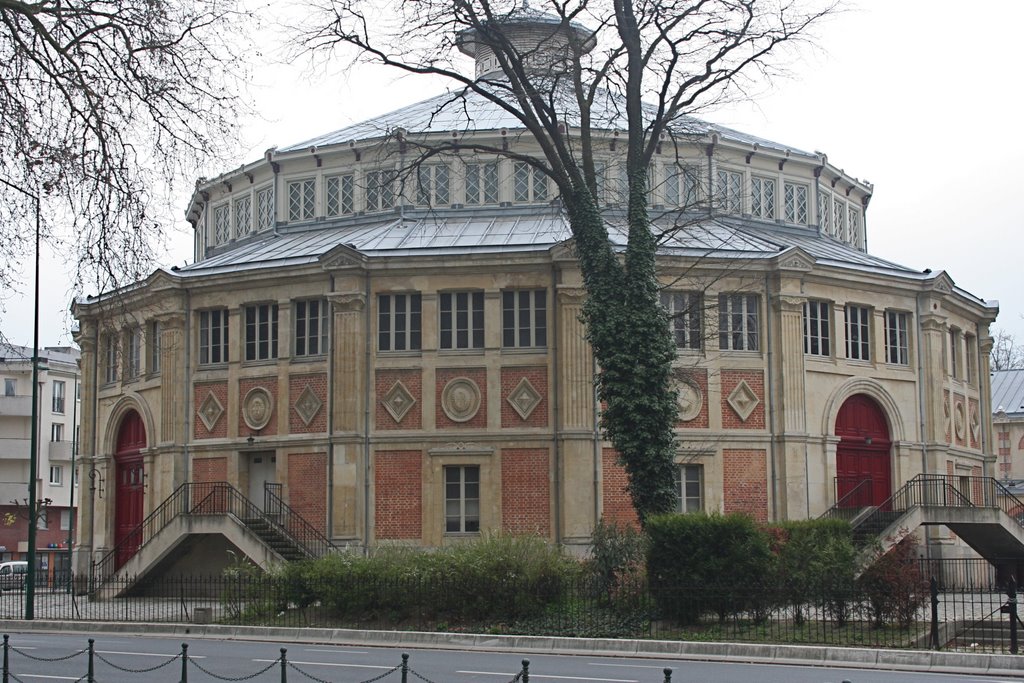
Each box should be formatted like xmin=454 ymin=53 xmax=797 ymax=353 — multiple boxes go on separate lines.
xmin=0 ymin=177 xmax=41 ymax=619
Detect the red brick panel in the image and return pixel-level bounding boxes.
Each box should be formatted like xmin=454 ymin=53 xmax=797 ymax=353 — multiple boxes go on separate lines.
xmin=720 ymin=370 xmax=765 ymax=430
xmin=192 ymin=458 xmax=228 ymax=513
xmin=723 ymin=449 xmax=768 ymax=522
xmin=676 ymin=368 xmax=709 ymax=429
xmin=602 ymin=448 xmax=640 ymax=528
xmin=193 ymin=381 xmax=228 ymax=439
xmin=239 ymin=377 xmax=278 ymax=436
xmin=288 ymin=452 xmax=328 ymax=534
xmin=193 ymin=457 xmax=227 ymax=483
xmin=971 ymin=466 xmax=983 ymax=505
xmin=500 ymin=366 xmax=548 ymax=428
xmin=375 ymin=369 xmax=422 ymax=430
xmin=501 ymin=448 xmax=550 ymax=535
xmin=289 ymin=373 xmax=328 ymax=434
xmin=374 ymin=450 xmax=422 ymax=540
xmin=436 ymin=368 xmax=488 ymax=429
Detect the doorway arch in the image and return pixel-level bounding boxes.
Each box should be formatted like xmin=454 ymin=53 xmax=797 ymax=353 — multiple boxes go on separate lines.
xmin=114 ymin=410 xmax=146 ymax=569
xmin=835 ymin=394 xmax=892 ymax=507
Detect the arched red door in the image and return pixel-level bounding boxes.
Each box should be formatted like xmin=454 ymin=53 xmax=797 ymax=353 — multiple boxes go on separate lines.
xmin=835 ymin=395 xmax=891 ymax=507
xmin=114 ymin=411 xmax=146 ymax=569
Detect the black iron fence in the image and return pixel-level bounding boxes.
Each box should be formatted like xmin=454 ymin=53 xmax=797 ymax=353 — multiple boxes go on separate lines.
xmin=2 ymin=569 xmax=1022 ymax=654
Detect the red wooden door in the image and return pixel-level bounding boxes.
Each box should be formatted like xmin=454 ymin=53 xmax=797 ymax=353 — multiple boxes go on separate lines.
xmin=835 ymin=395 xmax=891 ymax=507
xmin=114 ymin=411 xmax=146 ymax=569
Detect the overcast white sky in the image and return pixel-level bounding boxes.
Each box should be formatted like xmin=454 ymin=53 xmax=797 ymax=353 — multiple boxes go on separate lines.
xmin=4 ymin=0 xmax=1022 ymax=350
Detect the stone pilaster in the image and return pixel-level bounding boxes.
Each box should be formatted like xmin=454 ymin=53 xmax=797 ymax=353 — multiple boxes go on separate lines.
xmin=328 ymin=291 xmax=366 ymax=540
xmin=773 ymin=293 xmax=809 ymax=519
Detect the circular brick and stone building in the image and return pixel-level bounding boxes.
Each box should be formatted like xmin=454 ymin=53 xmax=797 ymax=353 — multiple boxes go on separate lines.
xmin=72 ymin=10 xmax=1000 ymax=578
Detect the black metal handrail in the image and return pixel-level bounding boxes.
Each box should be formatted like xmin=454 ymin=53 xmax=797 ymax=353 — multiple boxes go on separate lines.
xmin=821 ymin=478 xmax=874 ymax=520
xmin=91 ymin=481 xmax=334 ymax=587
xmin=261 ymin=485 xmax=335 ymax=560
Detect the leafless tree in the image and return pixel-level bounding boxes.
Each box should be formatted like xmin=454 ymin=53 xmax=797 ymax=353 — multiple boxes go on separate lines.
xmin=991 ymin=328 xmax=1024 ymax=371
xmin=293 ymin=0 xmax=834 ymax=521
xmin=0 ymin=0 xmax=256 ymax=300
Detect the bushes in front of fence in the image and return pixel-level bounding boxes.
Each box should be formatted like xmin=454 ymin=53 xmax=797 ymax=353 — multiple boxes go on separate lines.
xmin=272 ymin=533 xmax=577 ymax=624
xmin=768 ymin=518 xmax=857 ymax=625
xmin=858 ymin=535 xmax=929 ymax=627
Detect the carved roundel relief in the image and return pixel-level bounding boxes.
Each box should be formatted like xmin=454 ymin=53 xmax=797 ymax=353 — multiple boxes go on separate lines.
xmin=676 ymin=379 xmax=703 ymax=422
xmin=242 ymin=387 xmax=273 ymax=431
xmin=953 ymin=402 xmax=966 ymax=441
xmin=441 ymin=377 xmax=481 ymax=423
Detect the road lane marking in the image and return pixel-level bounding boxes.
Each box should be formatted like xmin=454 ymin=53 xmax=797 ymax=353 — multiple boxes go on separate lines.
xmin=303 ymin=647 xmax=369 ymax=654
xmin=97 ymin=649 xmax=205 ymax=658
xmin=458 ymin=672 xmax=637 ymax=682
xmin=254 ymin=659 xmax=393 ymax=669
xmin=18 ymin=676 xmax=79 ymax=681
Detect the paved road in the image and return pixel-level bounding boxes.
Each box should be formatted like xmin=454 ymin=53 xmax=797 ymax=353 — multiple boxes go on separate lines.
xmin=1 ymin=632 xmax=1017 ymax=683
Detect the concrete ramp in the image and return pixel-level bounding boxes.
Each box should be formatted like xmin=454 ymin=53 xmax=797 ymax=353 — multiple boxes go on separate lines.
xmin=96 ymin=515 xmax=286 ymax=598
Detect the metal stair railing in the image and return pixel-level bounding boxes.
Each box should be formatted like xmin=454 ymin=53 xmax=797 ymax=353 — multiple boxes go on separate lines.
xmin=91 ymin=481 xmax=334 ymax=588
xmin=820 ymin=478 xmax=874 ymax=521
xmin=261 ymin=484 xmax=336 ymax=560
xmin=989 ymin=478 xmax=1024 ymax=531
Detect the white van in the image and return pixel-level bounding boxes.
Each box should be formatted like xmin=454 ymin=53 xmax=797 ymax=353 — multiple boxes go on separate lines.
xmin=0 ymin=560 xmax=27 ymax=590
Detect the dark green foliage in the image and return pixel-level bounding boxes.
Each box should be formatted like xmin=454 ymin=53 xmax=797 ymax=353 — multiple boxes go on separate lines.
xmin=645 ymin=513 xmax=774 ymax=623
xmin=274 ymin=534 xmax=577 ymax=623
xmin=766 ymin=519 xmax=857 ymax=625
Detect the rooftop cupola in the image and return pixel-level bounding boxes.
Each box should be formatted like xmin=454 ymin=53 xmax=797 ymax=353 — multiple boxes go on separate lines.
xmin=456 ymin=1 xmax=595 ymax=78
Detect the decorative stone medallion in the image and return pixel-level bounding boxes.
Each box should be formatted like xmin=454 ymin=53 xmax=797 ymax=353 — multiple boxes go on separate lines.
xmin=382 ymin=380 xmax=415 ymax=423
xmin=727 ymin=379 xmax=760 ymax=423
xmin=242 ymin=387 xmax=273 ymax=431
xmin=676 ymin=379 xmax=703 ymax=422
xmin=507 ymin=377 xmax=541 ymax=420
xmin=954 ymin=402 xmax=966 ymax=441
xmin=441 ymin=377 xmax=482 ymax=423
xmin=294 ymin=385 xmax=323 ymax=426
xmin=198 ymin=390 xmax=224 ymax=431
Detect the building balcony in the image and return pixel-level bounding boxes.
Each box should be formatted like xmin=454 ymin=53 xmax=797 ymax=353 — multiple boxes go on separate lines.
xmin=47 ymin=440 xmax=74 ymax=462
xmin=0 ymin=481 xmax=28 ymax=504
xmin=0 ymin=438 xmax=31 ymax=460
xmin=0 ymin=395 xmax=32 ymax=417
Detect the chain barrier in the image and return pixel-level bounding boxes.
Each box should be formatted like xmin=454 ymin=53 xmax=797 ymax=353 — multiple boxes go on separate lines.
xmin=189 ymin=654 xmax=282 ymax=681
xmin=288 ymin=660 xmax=403 ymax=683
xmin=9 ymin=647 xmax=86 ymax=662
xmin=94 ymin=651 xmax=180 ymax=673
xmin=409 ymin=667 xmax=442 ymax=683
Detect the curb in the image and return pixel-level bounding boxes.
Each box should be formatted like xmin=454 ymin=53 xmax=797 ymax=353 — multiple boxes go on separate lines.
xmin=4 ymin=620 xmax=1021 ymax=678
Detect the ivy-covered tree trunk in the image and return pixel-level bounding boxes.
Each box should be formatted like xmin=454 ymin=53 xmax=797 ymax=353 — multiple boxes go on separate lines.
xmin=564 ymin=178 xmax=679 ymax=525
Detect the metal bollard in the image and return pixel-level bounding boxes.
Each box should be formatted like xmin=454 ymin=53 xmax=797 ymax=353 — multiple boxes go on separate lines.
xmin=3 ymin=634 xmax=9 ymax=683
xmin=521 ymin=658 xmax=529 ymax=683
xmin=930 ymin=576 xmax=940 ymax=650
xmin=401 ymin=653 xmax=409 ymax=683
xmin=87 ymin=639 xmax=95 ymax=683
xmin=1009 ymin=578 xmax=1018 ymax=655
xmin=280 ymin=648 xmax=288 ymax=683
xmin=180 ymin=643 xmax=188 ymax=683
xmin=663 ymin=666 xmax=672 ymax=682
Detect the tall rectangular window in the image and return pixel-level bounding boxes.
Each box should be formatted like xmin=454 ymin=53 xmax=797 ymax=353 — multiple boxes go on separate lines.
xmin=784 ymin=182 xmax=809 ymax=224
xmin=465 ymin=162 xmax=499 ymax=205
xmin=52 ymin=380 xmax=65 ymax=413
xmin=245 ymin=304 xmax=279 ymax=361
xmin=715 ymin=169 xmax=742 ymax=214
xmin=214 ymin=203 xmax=231 ymax=244
xmin=199 ymin=309 xmax=229 ymax=365
xmin=501 ymin=289 xmax=547 ymax=348
xmin=60 ymin=509 xmax=71 ymax=530
xmin=718 ymin=294 xmax=759 ymax=351
xmin=803 ymin=301 xmax=831 ymax=357
xmin=819 ymin=190 xmax=831 ymax=233
xmin=848 ymin=207 xmax=861 ymax=247
xmin=666 ymin=166 xmax=699 ymax=208
xmin=126 ymin=328 xmax=142 ymax=379
xmin=378 ymin=293 xmax=422 ymax=352
xmin=845 ymin=305 xmax=871 ymax=361
xmin=513 ymin=162 xmax=548 ymax=203
xmin=256 ymin=186 xmax=274 ymax=232
xmin=416 ymin=165 xmax=450 ymax=207
xmin=445 ymin=465 xmax=480 ymax=533
xmin=966 ymin=334 xmax=977 ymax=384
xmin=440 ymin=292 xmax=484 ymax=350
xmin=149 ymin=321 xmax=161 ymax=374
xmin=751 ymin=176 xmax=776 ymax=220
xmin=949 ymin=328 xmax=960 ymax=379
xmin=833 ymin=197 xmax=846 ymax=239
xmin=674 ymin=464 xmax=703 ymax=513
xmin=885 ymin=311 xmax=909 ymax=365
xmin=326 ymin=174 xmax=355 ymax=216
xmin=234 ymin=195 xmax=252 ymax=238
xmin=4 ymin=378 xmax=15 ymax=396
xmin=287 ymin=179 xmax=315 ymax=222
xmin=365 ymin=170 xmax=395 ymax=211
xmin=50 ymin=423 xmax=63 ymax=442
xmin=49 ymin=465 xmax=63 ymax=485
xmin=294 ymin=299 xmax=328 ymax=357
xmin=661 ymin=291 xmax=702 ymax=350
xmin=104 ymin=333 xmax=118 ymax=383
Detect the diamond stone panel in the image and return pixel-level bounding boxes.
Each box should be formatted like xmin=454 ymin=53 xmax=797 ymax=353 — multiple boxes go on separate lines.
xmin=507 ymin=377 xmax=541 ymax=420
xmin=383 ymin=381 xmax=416 ymax=424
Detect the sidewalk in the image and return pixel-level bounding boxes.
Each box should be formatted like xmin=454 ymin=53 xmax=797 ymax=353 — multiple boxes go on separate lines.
xmin=5 ymin=619 xmax=1022 ymax=679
